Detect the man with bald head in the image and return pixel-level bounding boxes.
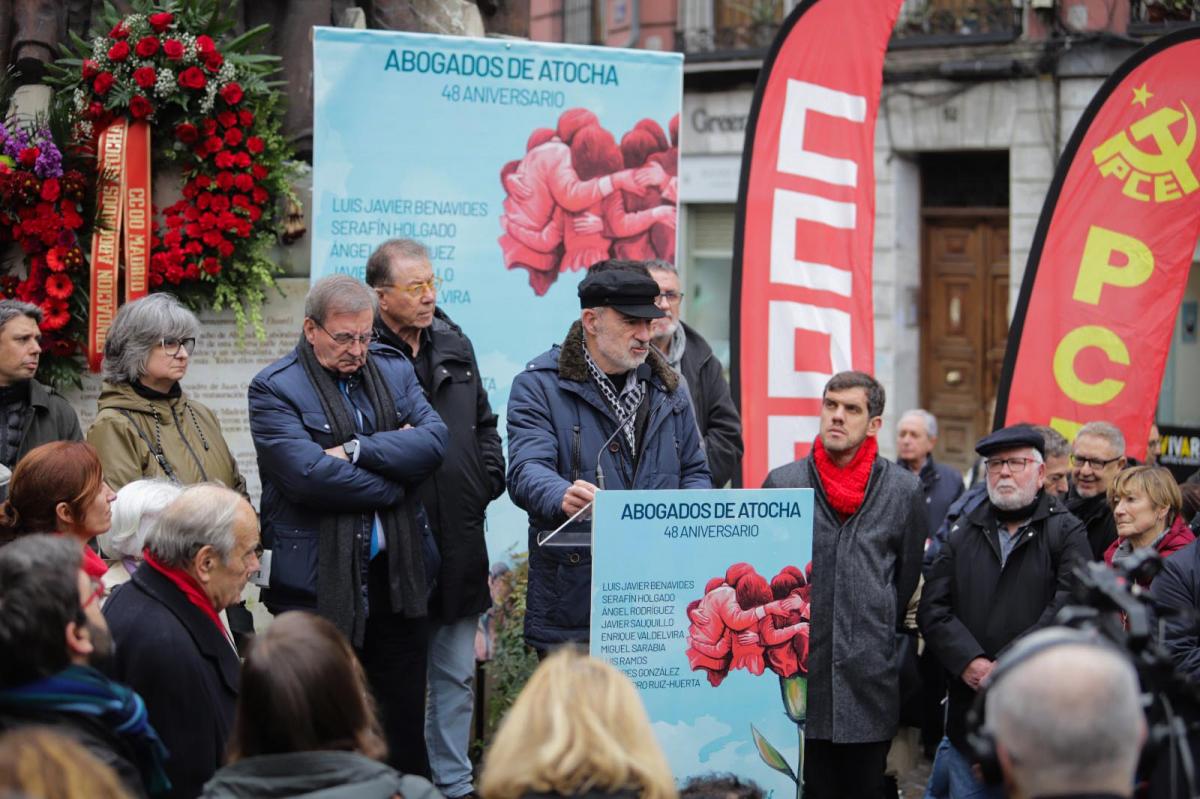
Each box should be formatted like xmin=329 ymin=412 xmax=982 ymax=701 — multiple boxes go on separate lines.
xmin=985 ymin=627 xmax=1145 ymax=799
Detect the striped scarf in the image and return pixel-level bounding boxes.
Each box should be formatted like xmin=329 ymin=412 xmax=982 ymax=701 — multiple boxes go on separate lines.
xmin=583 ymin=346 xmax=645 ymax=455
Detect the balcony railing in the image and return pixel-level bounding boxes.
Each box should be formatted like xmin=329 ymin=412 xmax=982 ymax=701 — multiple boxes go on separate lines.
xmin=675 ymin=0 xmax=1020 ymax=58
xmin=1130 ymin=0 xmax=1200 ymax=32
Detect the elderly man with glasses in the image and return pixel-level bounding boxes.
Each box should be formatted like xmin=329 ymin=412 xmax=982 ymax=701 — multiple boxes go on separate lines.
xmin=366 ymin=238 xmax=506 ymax=799
xmin=919 ymin=424 xmax=1089 ymax=799
xmin=249 ymin=274 xmax=447 ymax=779
xmin=1066 ymin=420 xmax=1127 ymax=560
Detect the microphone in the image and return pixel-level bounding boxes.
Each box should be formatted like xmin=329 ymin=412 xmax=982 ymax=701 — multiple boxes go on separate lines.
xmin=595 ymin=362 xmax=651 ymax=490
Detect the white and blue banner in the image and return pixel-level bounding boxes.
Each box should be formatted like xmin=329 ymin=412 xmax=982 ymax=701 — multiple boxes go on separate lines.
xmin=311 ymin=28 xmax=683 ymax=561
xmin=591 ymin=488 xmax=815 ymax=796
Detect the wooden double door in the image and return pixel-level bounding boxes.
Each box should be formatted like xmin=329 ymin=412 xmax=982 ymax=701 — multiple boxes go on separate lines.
xmin=921 ymin=212 xmax=1010 ymax=473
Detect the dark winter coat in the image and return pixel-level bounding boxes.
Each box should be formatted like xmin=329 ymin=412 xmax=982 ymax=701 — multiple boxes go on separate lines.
xmin=906 ymin=456 xmax=964 ymax=538
xmin=924 ymin=482 xmax=987 ymax=573
xmin=1150 ymin=537 xmax=1200 ymax=682
xmin=248 ymin=342 xmax=446 ymax=614
xmin=507 ymin=322 xmax=711 ymax=650
xmin=678 ymin=322 xmax=743 ymax=487
xmin=918 ymin=491 xmax=1090 ymax=750
xmin=201 ymin=751 xmax=441 ymax=799
xmin=376 ymin=311 xmax=505 ymax=622
xmin=762 ymin=454 xmax=926 ymax=743
xmin=104 ymin=564 xmax=241 ymax=799
xmin=1103 ymin=515 xmax=1195 ymax=582
xmin=0 ymin=378 xmax=82 ymax=468
xmin=1066 ymin=487 xmax=1119 ymax=561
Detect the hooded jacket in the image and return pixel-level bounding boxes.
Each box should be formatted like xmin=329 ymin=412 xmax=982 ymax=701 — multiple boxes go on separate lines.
xmin=87 ymin=381 xmax=247 ymax=496
xmin=507 ymin=321 xmax=711 ymax=649
xmin=201 ymin=751 xmax=440 ymax=799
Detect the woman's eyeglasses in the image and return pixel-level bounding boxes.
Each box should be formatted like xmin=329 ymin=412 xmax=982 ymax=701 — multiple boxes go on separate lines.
xmin=161 ymin=337 xmax=197 ymax=357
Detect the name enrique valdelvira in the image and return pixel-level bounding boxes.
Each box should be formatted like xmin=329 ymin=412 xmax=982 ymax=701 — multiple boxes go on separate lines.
xmin=619 ymin=501 xmax=804 ymax=521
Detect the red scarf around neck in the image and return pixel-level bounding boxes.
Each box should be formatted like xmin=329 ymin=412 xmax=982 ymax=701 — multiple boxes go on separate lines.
xmin=813 ymin=435 xmax=878 ymax=518
xmin=80 ymin=544 xmax=109 ymax=579
xmin=142 ymin=549 xmax=227 ymax=638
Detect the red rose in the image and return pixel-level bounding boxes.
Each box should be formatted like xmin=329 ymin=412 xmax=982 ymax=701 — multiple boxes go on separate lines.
xmin=196 ymin=35 xmax=216 ymax=55
xmin=18 ymin=148 xmax=38 ymax=168
xmin=217 ymin=111 xmax=237 ymax=129
xmin=251 ymin=164 xmax=268 ymax=180
xmin=202 ymin=229 xmax=222 ymax=247
xmin=234 ymin=152 xmax=251 ymax=168
xmin=135 ymin=36 xmax=159 ymax=58
xmin=175 ymin=122 xmax=199 ymax=144
xmin=40 ymin=178 xmax=60 ymax=202
xmin=130 ymin=95 xmax=154 ymax=120
xmin=85 ymin=101 xmax=105 ymax=120
xmin=217 ymin=240 xmax=234 ymax=258
xmin=251 ymin=186 xmax=269 ymax=204
xmin=245 ymin=136 xmax=265 ymax=154
xmin=82 ymin=59 xmax=99 ymax=79
xmin=110 ymin=21 xmax=129 ymax=39
xmin=204 ymin=51 xmax=224 ymax=73
xmin=204 ymin=136 xmax=223 ymax=154
xmin=163 ymin=39 xmax=184 ymax=60
xmin=224 ymin=128 xmax=243 ymax=147
xmin=201 ymin=119 xmax=218 ymax=136
xmin=133 ymin=66 xmax=157 ymax=89
xmin=93 ymin=72 xmax=115 ymax=96
xmin=233 ymin=174 xmax=254 ymax=192
xmin=195 ymin=174 xmax=212 ymax=190
xmin=216 ymin=171 xmax=235 ymax=191
xmin=197 ymin=192 xmax=212 ymax=210
xmin=148 ymin=12 xmax=174 ymax=32
xmin=247 ymin=206 xmax=263 ymax=222
xmin=219 ymin=82 xmax=243 ymax=105
xmin=214 ymin=151 xmax=234 ymax=169
xmin=238 ymin=110 xmax=254 ymax=126
xmin=202 ymin=257 xmax=221 ymax=275
xmin=108 ymin=40 xmax=130 ymax=62
xmin=209 ymin=194 xmax=230 ymax=213
xmin=166 ymin=265 xmax=183 ymax=284
xmin=178 ymin=67 xmax=207 ymax=90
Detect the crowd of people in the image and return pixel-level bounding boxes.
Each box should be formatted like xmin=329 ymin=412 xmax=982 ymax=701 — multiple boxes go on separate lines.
xmin=0 ymin=243 xmax=1197 ymax=799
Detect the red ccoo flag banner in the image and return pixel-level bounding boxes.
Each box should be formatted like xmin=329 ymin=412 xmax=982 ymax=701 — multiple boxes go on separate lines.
xmin=995 ymin=29 xmax=1200 ymax=461
xmin=732 ymin=0 xmax=902 ymax=488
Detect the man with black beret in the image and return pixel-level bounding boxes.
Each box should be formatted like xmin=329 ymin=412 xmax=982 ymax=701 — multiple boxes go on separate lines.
xmin=507 ymin=260 xmax=711 ymax=656
xmin=918 ymin=424 xmax=1090 ymax=799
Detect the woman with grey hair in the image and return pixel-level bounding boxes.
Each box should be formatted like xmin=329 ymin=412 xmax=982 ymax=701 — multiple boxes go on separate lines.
xmin=87 ymin=294 xmax=247 ymax=496
xmin=98 ymin=478 xmax=184 ymax=590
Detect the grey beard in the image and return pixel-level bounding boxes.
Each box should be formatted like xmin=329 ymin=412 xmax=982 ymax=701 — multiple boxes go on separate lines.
xmin=988 ymin=481 xmax=1039 ymax=510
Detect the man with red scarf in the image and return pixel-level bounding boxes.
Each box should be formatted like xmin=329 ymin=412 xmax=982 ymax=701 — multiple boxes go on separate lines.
xmin=763 ymin=370 xmax=925 ymax=799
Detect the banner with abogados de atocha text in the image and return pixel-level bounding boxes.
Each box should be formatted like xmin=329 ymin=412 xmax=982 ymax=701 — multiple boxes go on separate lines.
xmin=590 ymin=488 xmax=814 ymax=796
xmin=731 ymin=0 xmax=903 ymax=488
xmin=311 ymin=29 xmax=683 ymax=560
xmin=996 ymin=29 xmax=1200 ymax=459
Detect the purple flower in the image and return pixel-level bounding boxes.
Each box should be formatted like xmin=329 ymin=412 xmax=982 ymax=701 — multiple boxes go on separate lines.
xmin=32 ymin=130 xmax=63 ymax=179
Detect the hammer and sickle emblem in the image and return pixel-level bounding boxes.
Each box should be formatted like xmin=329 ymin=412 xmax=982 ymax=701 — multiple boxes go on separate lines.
xmin=1093 ymin=101 xmax=1199 ymax=202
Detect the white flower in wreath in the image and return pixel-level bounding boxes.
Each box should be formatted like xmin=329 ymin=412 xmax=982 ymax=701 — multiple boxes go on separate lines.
xmin=154 ymin=68 xmax=177 ymax=98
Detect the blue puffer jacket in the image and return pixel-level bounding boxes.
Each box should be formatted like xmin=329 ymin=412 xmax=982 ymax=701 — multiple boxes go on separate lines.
xmin=248 ymin=342 xmax=447 ymax=613
xmin=507 ymin=322 xmax=712 ymax=650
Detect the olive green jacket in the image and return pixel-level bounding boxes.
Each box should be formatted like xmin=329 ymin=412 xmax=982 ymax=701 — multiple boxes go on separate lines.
xmin=87 ymin=381 xmax=248 ymax=498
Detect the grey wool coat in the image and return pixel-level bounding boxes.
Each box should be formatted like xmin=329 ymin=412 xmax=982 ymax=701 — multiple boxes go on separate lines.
xmin=764 ymin=453 xmax=926 ymax=743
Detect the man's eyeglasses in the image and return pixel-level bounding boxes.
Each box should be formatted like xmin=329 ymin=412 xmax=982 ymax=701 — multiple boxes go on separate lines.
xmin=656 ymin=291 xmax=685 ymax=304
xmin=985 ymin=457 xmax=1038 ymax=475
xmin=1070 ymin=454 xmax=1123 ymax=471
xmin=377 ymin=277 xmax=443 ymax=298
xmin=161 ymin=337 xmax=197 ymax=357
xmin=83 ymin=579 xmax=107 ymax=609
xmin=313 ymin=319 xmax=378 ymax=348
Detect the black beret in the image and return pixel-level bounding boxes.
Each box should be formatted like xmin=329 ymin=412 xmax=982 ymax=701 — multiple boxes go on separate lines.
xmin=578 ymin=269 xmax=665 ymax=320
xmin=975 ymin=424 xmax=1046 ymax=458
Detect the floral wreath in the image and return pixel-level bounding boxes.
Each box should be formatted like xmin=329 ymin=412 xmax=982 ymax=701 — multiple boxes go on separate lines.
xmin=51 ymin=0 xmax=297 ymax=338
xmin=0 ymin=122 xmax=91 ymax=388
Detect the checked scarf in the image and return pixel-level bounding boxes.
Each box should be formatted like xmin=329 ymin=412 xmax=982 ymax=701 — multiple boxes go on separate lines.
xmin=583 ymin=346 xmax=645 ymax=455
xmin=0 ymin=665 xmax=171 ymax=795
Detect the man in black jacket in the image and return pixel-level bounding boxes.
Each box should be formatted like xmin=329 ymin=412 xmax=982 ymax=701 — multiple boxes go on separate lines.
xmin=0 ymin=300 xmax=82 ymax=496
xmin=647 ymin=261 xmax=743 ymax=487
xmin=919 ymin=425 xmax=1090 ymax=799
xmin=1066 ymin=421 xmax=1126 ymax=560
xmin=367 ymin=238 xmax=505 ymax=799
xmin=0 ymin=535 xmax=168 ymax=798
xmin=897 ymin=408 xmax=963 ymax=538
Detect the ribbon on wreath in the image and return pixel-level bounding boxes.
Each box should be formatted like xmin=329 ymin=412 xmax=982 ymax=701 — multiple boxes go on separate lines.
xmin=88 ymin=119 xmax=152 ymax=372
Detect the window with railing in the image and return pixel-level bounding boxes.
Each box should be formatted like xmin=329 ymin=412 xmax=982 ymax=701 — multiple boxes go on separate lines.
xmin=563 ymin=0 xmax=599 ymax=44
xmin=891 ymin=0 xmax=1020 ymax=46
xmin=1130 ymin=0 xmax=1200 ymax=30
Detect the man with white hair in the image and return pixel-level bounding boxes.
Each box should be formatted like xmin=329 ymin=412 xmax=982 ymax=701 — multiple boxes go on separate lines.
xmin=1067 ymin=421 xmax=1127 ymax=560
xmin=985 ymin=628 xmax=1145 ymax=798
xmin=103 ymin=483 xmax=260 ymax=799
xmin=919 ymin=425 xmax=1090 ymax=799
xmin=897 ymin=408 xmax=963 ymax=538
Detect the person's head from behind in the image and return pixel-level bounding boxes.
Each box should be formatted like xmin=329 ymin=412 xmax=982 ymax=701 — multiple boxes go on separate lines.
xmin=0 ymin=441 xmax=115 ymax=546
xmin=0 ymin=299 xmax=44 ymax=388
xmin=1034 ymin=425 xmax=1071 ymax=499
xmin=145 ymin=483 xmax=260 ymax=612
xmin=479 ymin=648 xmax=676 ymax=799
xmin=227 ymin=611 xmax=384 ymax=762
xmin=0 ymin=727 xmax=132 ymax=799
xmin=99 ymin=480 xmax=183 ymax=562
xmin=570 ymin=124 xmax=623 ymax=182
xmin=985 ymin=628 xmax=1145 ymax=799
xmin=101 ymin=293 xmax=200 ymax=392
xmin=0 ymin=534 xmax=111 ymax=688
xmin=679 ymin=773 xmax=763 ymax=799
xmin=819 ymin=371 xmax=885 ymax=459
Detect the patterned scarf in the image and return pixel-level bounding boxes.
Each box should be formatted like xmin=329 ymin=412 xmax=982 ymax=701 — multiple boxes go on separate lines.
xmin=0 ymin=665 xmax=171 ymax=795
xmin=813 ymin=435 xmax=878 ymax=519
xmin=583 ymin=346 xmax=646 ymax=454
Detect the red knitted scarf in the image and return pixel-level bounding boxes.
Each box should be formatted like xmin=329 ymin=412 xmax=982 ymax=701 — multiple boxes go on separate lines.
xmin=813 ymin=435 xmax=878 ymax=518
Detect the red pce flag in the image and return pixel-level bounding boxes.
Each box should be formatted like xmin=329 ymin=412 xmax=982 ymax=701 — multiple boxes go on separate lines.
xmin=996 ymin=29 xmax=1200 ymax=461
xmin=733 ymin=0 xmax=901 ymax=487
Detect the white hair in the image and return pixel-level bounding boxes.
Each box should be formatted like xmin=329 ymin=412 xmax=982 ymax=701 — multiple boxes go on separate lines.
xmin=1076 ymin=421 xmax=1126 ymax=457
xmin=145 ymin=483 xmax=245 ymax=569
xmin=99 ymin=480 xmax=184 ymax=560
xmin=900 ymin=409 xmax=938 ymax=439
xmin=987 ymin=631 xmax=1144 ymax=795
